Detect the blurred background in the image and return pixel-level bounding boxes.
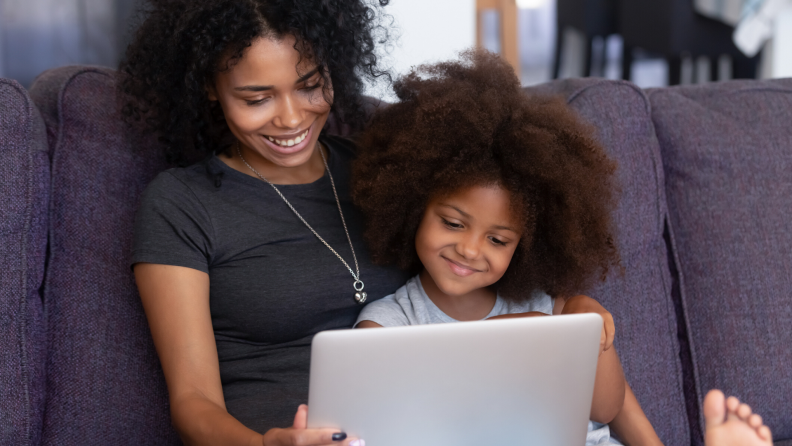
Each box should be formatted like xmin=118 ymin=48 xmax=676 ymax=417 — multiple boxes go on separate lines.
xmin=1 ymin=0 xmax=790 ymax=96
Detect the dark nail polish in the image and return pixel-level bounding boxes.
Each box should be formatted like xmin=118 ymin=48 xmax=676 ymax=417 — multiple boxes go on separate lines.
xmin=332 ymin=432 xmax=347 ymax=441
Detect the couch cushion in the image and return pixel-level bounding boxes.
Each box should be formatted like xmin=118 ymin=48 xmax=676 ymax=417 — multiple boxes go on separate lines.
xmin=29 ymin=66 xmax=180 ymax=445
xmin=650 ymin=79 xmax=792 ymax=443
xmin=0 ymin=78 xmax=48 ymax=446
xmin=526 ymin=79 xmax=691 ymax=445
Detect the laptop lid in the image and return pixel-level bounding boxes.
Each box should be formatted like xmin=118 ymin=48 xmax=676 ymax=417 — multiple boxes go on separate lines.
xmin=307 ymin=313 xmax=602 ymax=446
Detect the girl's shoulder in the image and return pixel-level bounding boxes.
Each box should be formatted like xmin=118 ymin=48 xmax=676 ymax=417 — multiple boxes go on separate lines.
xmin=499 ymin=290 xmax=555 ymax=316
xmin=355 ymin=277 xmax=425 ymax=327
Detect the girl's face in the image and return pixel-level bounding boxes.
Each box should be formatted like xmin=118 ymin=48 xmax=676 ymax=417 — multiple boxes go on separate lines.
xmin=209 ymin=35 xmax=332 ymax=169
xmin=415 ymin=184 xmax=522 ymax=298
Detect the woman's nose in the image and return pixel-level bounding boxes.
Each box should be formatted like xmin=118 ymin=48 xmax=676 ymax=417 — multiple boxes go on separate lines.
xmin=275 ymin=94 xmax=302 ymax=129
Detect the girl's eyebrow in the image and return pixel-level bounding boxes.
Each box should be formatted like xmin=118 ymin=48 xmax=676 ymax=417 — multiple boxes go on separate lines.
xmin=438 ymin=203 xmax=517 ymax=232
xmin=234 ymin=67 xmax=321 ymax=92
xmin=438 ymin=203 xmax=470 ymax=218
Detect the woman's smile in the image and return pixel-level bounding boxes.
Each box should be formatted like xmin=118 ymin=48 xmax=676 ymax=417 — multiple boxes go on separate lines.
xmin=261 ymin=125 xmax=314 ymax=155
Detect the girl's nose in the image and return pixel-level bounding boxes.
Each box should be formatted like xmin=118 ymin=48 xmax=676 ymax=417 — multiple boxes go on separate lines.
xmin=456 ymin=235 xmax=481 ymax=260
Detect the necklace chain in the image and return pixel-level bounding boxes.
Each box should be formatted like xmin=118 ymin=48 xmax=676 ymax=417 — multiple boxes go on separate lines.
xmin=236 ymin=142 xmax=363 ymax=289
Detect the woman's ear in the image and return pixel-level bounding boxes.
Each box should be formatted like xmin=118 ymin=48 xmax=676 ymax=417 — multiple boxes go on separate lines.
xmin=206 ymin=84 xmax=218 ymax=102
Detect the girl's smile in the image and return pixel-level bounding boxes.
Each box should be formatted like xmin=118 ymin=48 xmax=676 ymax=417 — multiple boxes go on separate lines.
xmin=442 ymin=256 xmax=483 ymax=277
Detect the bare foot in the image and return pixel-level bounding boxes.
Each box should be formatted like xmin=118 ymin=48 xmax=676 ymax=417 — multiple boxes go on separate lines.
xmin=704 ymin=390 xmax=772 ymax=446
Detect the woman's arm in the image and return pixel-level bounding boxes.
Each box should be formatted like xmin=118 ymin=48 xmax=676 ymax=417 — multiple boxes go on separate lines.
xmin=135 ymin=263 xmax=352 ymax=446
xmin=609 ymin=383 xmax=664 ymax=446
xmin=135 ymin=263 xmax=260 ymax=446
xmin=557 ymin=295 xmax=625 ymax=424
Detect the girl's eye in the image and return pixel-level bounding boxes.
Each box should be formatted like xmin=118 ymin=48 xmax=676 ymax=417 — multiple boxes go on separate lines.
xmin=302 ymin=82 xmax=322 ymax=91
xmin=490 ymin=237 xmax=507 ymax=246
xmin=442 ymin=219 xmax=463 ymax=229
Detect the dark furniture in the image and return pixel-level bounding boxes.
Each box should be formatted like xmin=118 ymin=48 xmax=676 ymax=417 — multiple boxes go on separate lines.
xmin=619 ymin=0 xmax=759 ymax=84
xmin=553 ymin=0 xmax=624 ymax=78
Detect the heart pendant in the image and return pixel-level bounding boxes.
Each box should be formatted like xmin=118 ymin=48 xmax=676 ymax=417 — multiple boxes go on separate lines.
xmin=354 ymin=291 xmax=367 ymax=304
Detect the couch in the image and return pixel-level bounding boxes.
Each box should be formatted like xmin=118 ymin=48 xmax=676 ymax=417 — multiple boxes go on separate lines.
xmin=2 ymin=65 xmax=790 ymax=445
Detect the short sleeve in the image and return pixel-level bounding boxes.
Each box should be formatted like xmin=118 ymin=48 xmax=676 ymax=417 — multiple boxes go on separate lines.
xmin=354 ymin=294 xmax=411 ymax=327
xmin=502 ymin=290 xmax=555 ymax=315
xmin=131 ymin=171 xmax=214 ymax=273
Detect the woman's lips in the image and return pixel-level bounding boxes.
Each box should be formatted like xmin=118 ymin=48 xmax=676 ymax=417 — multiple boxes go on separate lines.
xmin=443 ymin=256 xmax=479 ymax=277
xmin=261 ymin=124 xmax=314 ymax=155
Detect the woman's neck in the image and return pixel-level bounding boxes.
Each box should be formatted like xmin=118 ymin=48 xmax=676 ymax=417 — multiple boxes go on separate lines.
xmin=418 ymin=269 xmax=497 ymax=321
xmin=219 ymin=141 xmax=328 ymax=185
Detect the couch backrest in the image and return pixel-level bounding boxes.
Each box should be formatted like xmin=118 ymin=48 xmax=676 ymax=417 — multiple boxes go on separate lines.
xmin=525 ymin=79 xmax=693 ymax=445
xmin=29 ymin=66 xmax=180 ymax=445
xmin=650 ymin=79 xmax=792 ymax=443
xmin=0 ymin=78 xmax=49 ymax=446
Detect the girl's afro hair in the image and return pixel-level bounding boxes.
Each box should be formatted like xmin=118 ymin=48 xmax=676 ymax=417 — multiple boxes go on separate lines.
xmin=118 ymin=0 xmax=391 ymax=165
xmin=351 ymin=49 xmax=621 ymax=299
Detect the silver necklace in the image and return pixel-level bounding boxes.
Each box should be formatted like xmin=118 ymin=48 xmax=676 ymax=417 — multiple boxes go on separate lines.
xmin=236 ymin=142 xmax=367 ymax=304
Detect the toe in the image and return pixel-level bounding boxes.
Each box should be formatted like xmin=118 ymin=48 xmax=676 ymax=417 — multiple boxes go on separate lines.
xmin=748 ymin=413 xmax=763 ymax=429
xmin=737 ymin=403 xmax=753 ymax=420
xmin=725 ymin=396 xmax=741 ymax=420
xmin=703 ymin=390 xmax=726 ymax=429
xmin=758 ymin=425 xmax=773 ymax=443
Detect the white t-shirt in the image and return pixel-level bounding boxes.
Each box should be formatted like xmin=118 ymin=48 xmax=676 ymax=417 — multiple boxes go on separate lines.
xmin=355 ymin=275 xmax=621 ymax=446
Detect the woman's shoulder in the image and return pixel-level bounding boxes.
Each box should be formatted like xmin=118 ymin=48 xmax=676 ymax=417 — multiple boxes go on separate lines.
xmin=142 ymin=160 xmax=221 ymax=202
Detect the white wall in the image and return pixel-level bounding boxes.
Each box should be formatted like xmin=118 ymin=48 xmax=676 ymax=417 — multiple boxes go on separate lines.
xmin=367 ymin=0 xmax=476 ymax=100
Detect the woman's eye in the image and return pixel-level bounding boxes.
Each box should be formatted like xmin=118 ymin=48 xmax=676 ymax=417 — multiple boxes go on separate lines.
xmin=302 ymin=82 xmax=322 ymax=91
xmin=245 ymin=98 xmax=269 ymax=106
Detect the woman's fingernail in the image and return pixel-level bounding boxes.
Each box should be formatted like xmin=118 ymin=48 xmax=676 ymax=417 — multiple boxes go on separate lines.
xmin=349 ymin=441 xmax=365 ymax=446
xmin=332 ymin=432 xmax=347 ymax=441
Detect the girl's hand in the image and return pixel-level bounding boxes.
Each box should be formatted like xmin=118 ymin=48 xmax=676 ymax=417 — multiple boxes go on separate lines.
xmin=560 ymin=295 xmax=615 ymax=354
xmin=261 ymin=405 xmax=363 ymax=446
xmin=487 ymin=311 xmax=548 ymax=321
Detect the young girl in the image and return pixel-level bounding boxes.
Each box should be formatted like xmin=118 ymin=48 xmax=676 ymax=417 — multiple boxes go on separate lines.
xmin=349 ymin=49 xmax=662 ymax=445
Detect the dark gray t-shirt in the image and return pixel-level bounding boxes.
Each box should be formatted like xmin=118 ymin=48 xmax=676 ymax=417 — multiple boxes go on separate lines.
xmin=131 ymin=135 xmax=408 ymax=433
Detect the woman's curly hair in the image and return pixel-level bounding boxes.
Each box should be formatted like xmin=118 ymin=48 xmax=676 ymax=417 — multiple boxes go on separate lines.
xmin=119 ymin=0 xmax=390 ymax=165
xmin=351 ymin=49 xmax=620 ymax=299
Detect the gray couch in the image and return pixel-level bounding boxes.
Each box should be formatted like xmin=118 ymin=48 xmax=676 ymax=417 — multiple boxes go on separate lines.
xmin=2 ymin=65 xmax=791 ymax=445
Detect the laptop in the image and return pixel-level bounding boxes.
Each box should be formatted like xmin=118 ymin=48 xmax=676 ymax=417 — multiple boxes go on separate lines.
xmin=307 ymin=313 xmax=602 ymax=446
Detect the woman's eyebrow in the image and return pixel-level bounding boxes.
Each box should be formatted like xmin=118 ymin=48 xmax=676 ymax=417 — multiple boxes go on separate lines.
xmin=234 ymin=68 xmax=320 ymax=92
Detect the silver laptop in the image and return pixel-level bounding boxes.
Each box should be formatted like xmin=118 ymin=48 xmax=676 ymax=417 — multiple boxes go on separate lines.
xmin=307 ymin=313 xmax=602 ymax=446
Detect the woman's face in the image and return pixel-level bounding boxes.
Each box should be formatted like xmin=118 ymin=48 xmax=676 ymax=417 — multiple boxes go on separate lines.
xmin=415 ymin=184 xmax=522 ymax=298
xmin=209 ymin=35 xmax=332 ymax=169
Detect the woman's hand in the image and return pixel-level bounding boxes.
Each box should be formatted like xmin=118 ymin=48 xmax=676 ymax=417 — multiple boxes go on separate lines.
xmin=560 ymin=295 xmax=615 ymax=354
xmin=261 ymin=405 xmax=363 ymax=446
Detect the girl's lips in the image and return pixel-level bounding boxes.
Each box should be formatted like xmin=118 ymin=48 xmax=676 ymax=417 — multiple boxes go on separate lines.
xmin=261 ymin=124 xmax=314 ymax=155
xmin=443 ymin=256 xmax=479 ymax=277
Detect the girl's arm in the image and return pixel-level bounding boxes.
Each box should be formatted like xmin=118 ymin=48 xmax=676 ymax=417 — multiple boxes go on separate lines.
xmin=356 ymin=320 xmax=383 ymax=328
xmin=609 ymin=383 xmax=664 ymax=446
xmin=135 ymin=263 xmax=353 ymax=446
xmin=556 ymin=295 xmax=626 ymax=424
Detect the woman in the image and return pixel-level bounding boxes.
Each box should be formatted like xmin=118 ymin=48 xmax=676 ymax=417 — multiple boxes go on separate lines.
xmin=120 ymin=1 xmax=405 ymax=445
